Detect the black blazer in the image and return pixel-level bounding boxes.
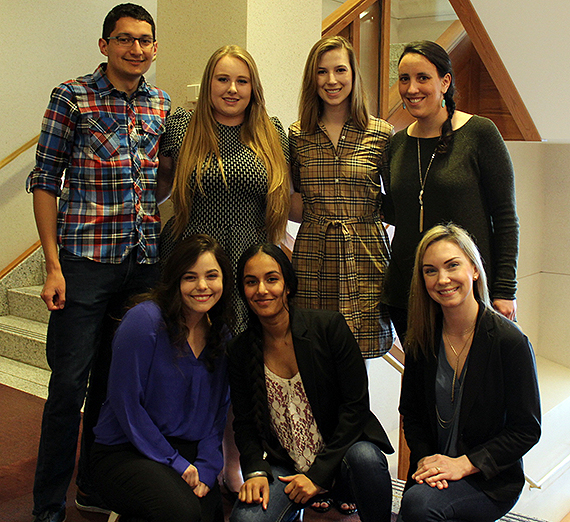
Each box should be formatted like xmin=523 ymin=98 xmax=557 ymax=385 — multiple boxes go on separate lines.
xmin=400 ymin=306 xmax=541 ymax=502
xmin=228 ymin=306 xmax=393 ymax=490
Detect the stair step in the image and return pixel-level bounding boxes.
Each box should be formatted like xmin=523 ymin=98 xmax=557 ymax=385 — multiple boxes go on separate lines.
xmin=0 ymin=315 xmax=48 ymax=370
xmin=7 ymin=286 xmax=50 ymax=324
xmin=510 ymin=355 xmax=570 ymax=521
xmin=522 ymin=356 xmax=570 ymax=489
xmin=524 ymin=394 xmax=570 ymax=489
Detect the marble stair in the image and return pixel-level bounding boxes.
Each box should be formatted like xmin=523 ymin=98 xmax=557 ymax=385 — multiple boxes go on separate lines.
xmin=0 ymin=248 xmax=48 ymax=370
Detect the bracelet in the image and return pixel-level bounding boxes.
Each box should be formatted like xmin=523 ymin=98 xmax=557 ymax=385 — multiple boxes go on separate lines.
xmin=244 ymin=471 xmax=268 ymax=481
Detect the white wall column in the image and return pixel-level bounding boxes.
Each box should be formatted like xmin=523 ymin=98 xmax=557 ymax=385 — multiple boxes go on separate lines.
xmin=156 ymin=0 xmax=322 ymax=128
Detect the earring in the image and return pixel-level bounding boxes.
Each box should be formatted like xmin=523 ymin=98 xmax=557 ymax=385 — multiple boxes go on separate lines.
xmin=402 ymin=102 xmax=406 ymax=110
xmin=441 ymin=98 xmax=446 ymax=108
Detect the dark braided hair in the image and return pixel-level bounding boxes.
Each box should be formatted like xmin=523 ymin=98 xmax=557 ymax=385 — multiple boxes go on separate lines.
xmin=236 ymin=243 xmax=298 ymax=436
xmin=399 ymin=40 xmax=456 ymax=154
xmin=133 ymin=234 xmax=233 ymax=372
xmin=242 ymin=322 xmax=270 ymax=438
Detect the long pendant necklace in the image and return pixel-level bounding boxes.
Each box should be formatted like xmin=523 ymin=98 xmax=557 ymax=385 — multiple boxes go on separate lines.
xmin=436 ymin=325 xmax=475 ymax=429
xmin=444 ymin=327 xmax=474 ymax=403
xmin=417 ymin=138 xmax=438 ymax=233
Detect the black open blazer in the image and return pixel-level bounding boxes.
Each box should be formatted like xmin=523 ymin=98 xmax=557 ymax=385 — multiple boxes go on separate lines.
xmin=228 ymin=306 xmax=394 ymax=490
xmin=399 ymin=305 xmax=541 ymax=502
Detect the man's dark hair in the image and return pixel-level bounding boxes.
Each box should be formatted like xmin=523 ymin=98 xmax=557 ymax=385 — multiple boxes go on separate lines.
xmin=102 ymin=3 xmax=156 ymax=40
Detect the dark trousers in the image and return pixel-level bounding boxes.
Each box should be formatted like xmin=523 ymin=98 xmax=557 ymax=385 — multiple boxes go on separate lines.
xmin=388 ymin=305 xmax=408 ymax=346
xmin=398 ymin=476 xmax=516 ymax=522
xmin=91 ymin=439 xmax=224 ymax=522
xmin=32 ymin=248 xmax=159 ymax=515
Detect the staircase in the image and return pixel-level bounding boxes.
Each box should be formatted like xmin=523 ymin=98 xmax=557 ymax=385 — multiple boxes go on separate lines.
xmin=0 ymin=248 xmax=49 ymax=370
xmin=513 ymin=355 xmax=570 ymax=521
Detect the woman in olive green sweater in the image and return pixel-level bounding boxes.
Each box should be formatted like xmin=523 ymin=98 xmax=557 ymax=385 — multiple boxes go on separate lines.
xmin=381 ymin=40 xmax=518 ymax=340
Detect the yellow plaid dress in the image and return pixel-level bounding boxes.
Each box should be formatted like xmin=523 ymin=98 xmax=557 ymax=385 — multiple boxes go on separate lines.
xmin=289 ymin=117 xmax=394 ymax=358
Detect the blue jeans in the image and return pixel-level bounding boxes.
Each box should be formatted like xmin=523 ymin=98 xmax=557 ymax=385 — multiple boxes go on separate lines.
xmin=399 ymin=477 xmax=517 ymax=522
xmin=32 ymin=248 xmax=159 ymax=515
xmin=230 ymin=441 xmax=392 ymax=522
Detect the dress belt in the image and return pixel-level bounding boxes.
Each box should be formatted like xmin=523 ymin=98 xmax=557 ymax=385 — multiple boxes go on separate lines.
xmin=302 ymin=211 xmax=381 ymax=332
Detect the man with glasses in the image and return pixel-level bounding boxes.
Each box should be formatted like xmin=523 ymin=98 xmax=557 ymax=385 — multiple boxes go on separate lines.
xmin=26 ymin=4 xmax=170 ymax=521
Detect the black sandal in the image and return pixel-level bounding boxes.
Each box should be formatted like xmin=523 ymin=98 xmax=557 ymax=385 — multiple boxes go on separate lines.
xmin=309 ymin=495 xmax=333 ymax=513
xmin=332 ymin=498 xmax=357 ymax=516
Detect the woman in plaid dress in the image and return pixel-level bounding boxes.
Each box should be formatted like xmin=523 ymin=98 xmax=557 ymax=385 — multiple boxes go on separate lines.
xmin=289 ymin=36 xmax=394 ymax=358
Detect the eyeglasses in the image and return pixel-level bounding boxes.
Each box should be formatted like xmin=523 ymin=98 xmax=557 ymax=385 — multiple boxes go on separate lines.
xmin=107 ymin=34 xmax=155 ymax=48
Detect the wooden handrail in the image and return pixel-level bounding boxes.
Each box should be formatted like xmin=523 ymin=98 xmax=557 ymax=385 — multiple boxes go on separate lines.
xmin=383 ymin=349 xmax=404 ymax=374
xmin=322 ymin=0 xmax=378 ymax=36
xmin=0 ymin=134 xmax=39 ymax=171
xmin=528 ymin=453 xmax=570 ymax=490
xmin=0 ymin=240 xmax=41 ymax=281
xmin=0 ymin=136 xmax=41 ymax=281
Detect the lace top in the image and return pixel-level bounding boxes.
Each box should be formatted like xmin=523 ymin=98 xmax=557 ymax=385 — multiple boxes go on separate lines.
xmin=264 ymin=365 xmax=324 ymax=472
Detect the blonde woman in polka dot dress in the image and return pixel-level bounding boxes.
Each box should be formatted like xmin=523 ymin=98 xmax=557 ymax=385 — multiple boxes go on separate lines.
xmin=159 ymin=45 xmax=290 ymax=334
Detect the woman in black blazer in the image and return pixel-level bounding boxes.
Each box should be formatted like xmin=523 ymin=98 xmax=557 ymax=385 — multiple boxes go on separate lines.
xmin=227 ymin=243 xmax=393 ymax=522
xmin=399 ymin=223 xmax=540 ymax=522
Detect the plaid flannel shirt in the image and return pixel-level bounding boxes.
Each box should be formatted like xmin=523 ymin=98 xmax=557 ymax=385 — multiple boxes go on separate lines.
xmin=27 ymin=63 xmax=171 ymax=264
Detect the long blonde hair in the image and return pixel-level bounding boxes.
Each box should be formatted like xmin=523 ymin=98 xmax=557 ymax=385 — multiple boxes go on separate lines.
xmin=406 ymin=223 xmax=491 ymax=360
xmin=172 ymin=45 xmax=289 ymax=243
xmin=299 ymin=36 xmax=369 ymax=133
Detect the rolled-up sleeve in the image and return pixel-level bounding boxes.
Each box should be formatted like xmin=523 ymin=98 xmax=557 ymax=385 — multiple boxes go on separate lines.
xmin=27 ymin=84 xmax=78 ymax=196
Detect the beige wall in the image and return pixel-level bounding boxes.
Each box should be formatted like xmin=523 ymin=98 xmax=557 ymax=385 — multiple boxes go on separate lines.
xmin=0 ymin=0 xmax=158 ymax=270
xmin=510 ymin=141 xmax=570 ymax=368
xmin=156 ymin=0 xmax=321 ymax=128
xmin=508 ymin=142 xmax=543 ymax=349
xmin=389 ymin=0 xmax=457 ymax=43
xmin=535 ymin=143 xmax=570 ymax=367
xmin=246 ymin=0 xmax=322 ymax=127
xmin=156 ymin=0 xmax=248 ymax=111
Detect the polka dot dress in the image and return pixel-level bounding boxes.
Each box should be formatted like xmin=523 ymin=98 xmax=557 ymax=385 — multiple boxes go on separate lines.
xmin=160 ymin=108 xmax=288 ymax=333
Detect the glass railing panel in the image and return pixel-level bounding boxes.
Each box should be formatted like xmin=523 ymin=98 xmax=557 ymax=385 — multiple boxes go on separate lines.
xmin=359 ymin=2 xmax=381 ymax=115
xmin=389 ymin=0 xmax=458 ymax=87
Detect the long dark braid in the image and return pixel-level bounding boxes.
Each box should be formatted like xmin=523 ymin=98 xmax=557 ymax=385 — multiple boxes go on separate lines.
xmin=438 ymin=75 xmax=456 ymax=154
xmin=235 ymin=242 xmax=299 ymax=438
xmin=400 ymin=40 xmax=457 ymax=154
xmin=246 ymin=324 xmax=270 ymax=438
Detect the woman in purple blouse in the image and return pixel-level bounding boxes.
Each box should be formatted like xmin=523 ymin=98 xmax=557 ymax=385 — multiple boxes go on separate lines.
xmin=91 ymin=235 xmax=233 ymax=522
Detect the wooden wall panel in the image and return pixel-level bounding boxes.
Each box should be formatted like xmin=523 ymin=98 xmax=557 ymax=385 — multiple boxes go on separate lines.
xmin=452 ymin=36 xmax=524 ymax=140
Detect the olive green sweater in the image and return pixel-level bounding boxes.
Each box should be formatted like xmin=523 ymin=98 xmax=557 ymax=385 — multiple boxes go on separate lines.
xmin=381 ymin=115 xmax=519 ymax=309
